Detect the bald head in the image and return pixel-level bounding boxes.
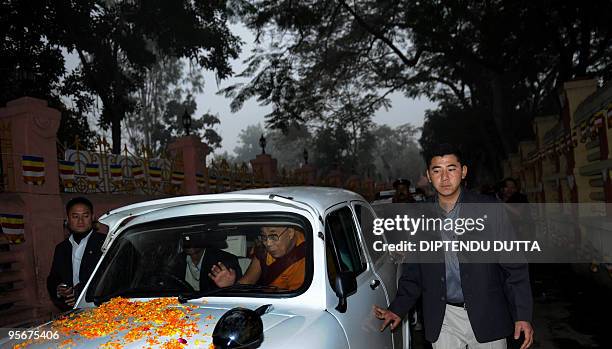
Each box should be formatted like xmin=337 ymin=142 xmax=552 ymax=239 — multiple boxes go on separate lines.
xmin=259 ymin=226 xmax=299 ymax=258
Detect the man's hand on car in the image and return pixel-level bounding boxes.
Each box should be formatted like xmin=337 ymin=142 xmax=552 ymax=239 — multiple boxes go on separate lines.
xmin=373 ymin=305 xmax=402 ymax=332
xmin=514 ymin=320 xmax=534 ymax=349
xmin=57 ymin=284 xmax=76 ymax=307
xmin=209 ymin=262 xmax=236 ymax=288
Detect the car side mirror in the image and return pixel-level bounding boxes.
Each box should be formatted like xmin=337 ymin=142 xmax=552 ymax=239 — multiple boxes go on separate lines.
xmin=334 ymin=271 xmax=357 ymax=313
xmin=212 ymin=304 xmax=271 ymax=348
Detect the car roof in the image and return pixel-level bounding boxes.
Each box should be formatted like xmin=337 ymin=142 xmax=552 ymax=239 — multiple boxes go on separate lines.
xmin=235 ymin=186 xmax=366 ymax=211
xmin=99 ymin=187 xmax=366 ymax=230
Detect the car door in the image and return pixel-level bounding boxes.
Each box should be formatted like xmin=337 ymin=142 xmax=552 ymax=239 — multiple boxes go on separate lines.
xmin=325 ymin=205 xmax=393 ymax=349
xmin=352 ymin=201 xmax=407 ymax=349
xmin=351 ymin=201 xmax=396 ymax=301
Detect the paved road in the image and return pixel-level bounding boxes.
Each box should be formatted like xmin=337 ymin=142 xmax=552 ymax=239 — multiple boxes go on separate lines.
xmin=409 ymin=264 xmax=612 ymax=349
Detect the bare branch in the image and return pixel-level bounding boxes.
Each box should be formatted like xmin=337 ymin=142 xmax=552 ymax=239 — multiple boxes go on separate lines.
xmin=431 ymin=75 xmax=471 ymax=109
xmin=337 ymin=0 xmax=422 ymax=68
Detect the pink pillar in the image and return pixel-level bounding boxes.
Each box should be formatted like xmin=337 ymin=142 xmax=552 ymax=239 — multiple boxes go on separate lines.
xmin=362 ymin=177 xmax=375 ymax=201
xmin=297 ymin=164 xmax=317 ymax=185
xmin=326 ymin=168 xmax=344 ymax=187
xmin=0 ymin=97 xmax=61 ymax=194
xmin=344 ymin=175 xmax=361 ymax=192
xmin=167 ymin=135 xmax=208 ymax=195
xmin=0 ymin=97 xmax=64 ymax=322
xmin=250 ymin=154 xmax=278 ymax=183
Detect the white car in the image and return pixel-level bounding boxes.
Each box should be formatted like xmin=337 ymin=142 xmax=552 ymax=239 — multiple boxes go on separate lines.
xmin=2 ymin=187 xmax=409 ymax=349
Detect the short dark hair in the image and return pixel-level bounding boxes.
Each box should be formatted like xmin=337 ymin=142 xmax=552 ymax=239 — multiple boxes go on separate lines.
xmin=426 ymin=143 xmax=463 ymax=167
xmin=393 ymin=178 xmax=411 ymax=188
xmin=66 ymin=197 xmax=93 ymax=215
xmin=503 ymin=177 xmax=518 ymax=187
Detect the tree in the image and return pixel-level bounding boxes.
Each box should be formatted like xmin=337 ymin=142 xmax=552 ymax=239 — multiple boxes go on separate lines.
xmin=234 ymin=123 xmax=313 ymax=168
xmin=123 ymin=57 xmax=206 ymax=154
xmin=49 ymin=0 xmax=242 ymax=153
xmin=233 ymin=121 xmax=423 ymax=181
xmin=371 ymin=124 xmax=423 ymax=183
xmin=420 ymin=104 xmax=501 ymax=185
xmin=267 ymin=123 xmax=312 ymax=169
xmin=57 ymin=109 xmax=98 ymax=150
xmin=210 ymin=151 xmax=236 ymax=164
xmin=404 ymin=0 xmax=611 ymax=167
xmin=0 ymin=0 xmax=64 ymax=105
xmin=122 ymin=57 xmax=183 ymax=153
xmin=233 ymin=120 xmax=371 ymax=175
xmin=1 ymin=0 xmax=96 ymax=149
xmin=234 ymin=124 xmax=267 ymax=163
xmin=218 ymin=0 xmax=419 ymax=132
xmin=221 ymin=0 xmax=612 ymax=181
xmin=148 ymin=95 xmax=222 ymax=156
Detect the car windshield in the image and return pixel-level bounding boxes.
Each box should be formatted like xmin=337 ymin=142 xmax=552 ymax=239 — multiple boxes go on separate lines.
xmin=86 ymin=212 xmax=311 ymax=303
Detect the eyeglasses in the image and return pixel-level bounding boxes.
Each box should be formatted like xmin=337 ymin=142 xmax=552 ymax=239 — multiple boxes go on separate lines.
xmin=258 ymin=227 xmax=290 ymax=242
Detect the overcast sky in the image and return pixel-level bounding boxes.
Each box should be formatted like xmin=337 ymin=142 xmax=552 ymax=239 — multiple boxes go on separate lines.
xmin=197 ymin=24 xmax=437 ymax=155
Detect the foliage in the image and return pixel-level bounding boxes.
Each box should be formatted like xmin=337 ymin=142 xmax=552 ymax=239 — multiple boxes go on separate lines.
xmin=57 ymin=108 xmax=98 ymax=150
xmin=233 ymin=122 xmax=421 ymax=182
xmin=0 ymin=0 xmax=64 ymax=105
xmin=267 ymin=123 xmax=311 ymax=169
xmin=312 ymin=122 xmax=375 ymax=176
xmin=234 ymin=123 xmax=312 ymax=169
xmin=233 ymin=124 xmax=267 ymax=163
xmin=221 ymin=0 xmax=612 ymax=182
xmin=0 ymin=0 xmax=96 ymax=148
xmin=123 ymin=57 xmax=208 ymax=155
xmin=211 ymin=151 xmax=237 ymax=165
xmin=371 ymin=124 xmax=423 ymax=183
xmin=147 ymin=95 xmax=222 ymax=156
xmin=2 ymin=0 xmax=241 ymax=154
xmin=48 ymin=0 xmax=242 ymax=153
xmin=122 ymin=57 xmax=184 ymax=153
xmin=420 ymin=104 xmax=500 ymax=186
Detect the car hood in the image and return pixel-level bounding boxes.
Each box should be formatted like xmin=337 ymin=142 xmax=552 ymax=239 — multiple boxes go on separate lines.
xmin=1 ymin=299 xmax=299 ymax=348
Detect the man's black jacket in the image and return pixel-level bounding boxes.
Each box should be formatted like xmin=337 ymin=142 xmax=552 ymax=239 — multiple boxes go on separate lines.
xmin=388 ymin=190 xmax=533 ymax=343
xmin=171 ymin=248 xmax=242 ymax=292
xmin=47 ymin=232 xmax=106 ymax=311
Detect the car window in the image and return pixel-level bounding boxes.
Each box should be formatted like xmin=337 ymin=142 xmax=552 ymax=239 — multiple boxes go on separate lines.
xmin=86 ymin=213 xmax=312 ymax=302
xmin=325 ymin=206 xmax=367 ymax=277
xmin=353 ymin=203 xmax=385 ymax=262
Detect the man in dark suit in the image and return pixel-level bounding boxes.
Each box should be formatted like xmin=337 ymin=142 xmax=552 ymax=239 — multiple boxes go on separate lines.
xmin=393 ymin=178 xmax=416 ymax=203
xmin=47 ymin=197 xmax=105 ymax=311
xmin=172 ymin=232 xmax=242 ymax=292
xmin=374 ymin=144 xmax=534 ymax=349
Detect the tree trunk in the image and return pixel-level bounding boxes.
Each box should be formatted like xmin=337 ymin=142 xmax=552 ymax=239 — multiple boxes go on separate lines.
xmin=488 ymin=72 xmax=512 ymax=157
xmin=112 ymin=115 xmax=121 ymax=154
xmin=474 ymin=110 xmax=504 ymax=182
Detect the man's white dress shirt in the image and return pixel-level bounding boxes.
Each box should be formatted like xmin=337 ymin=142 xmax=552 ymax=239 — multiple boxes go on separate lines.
xmin=68 ymin=230 xmax=92 ymax=286
xmin=185 ymin=251 xmax=205 ymax=291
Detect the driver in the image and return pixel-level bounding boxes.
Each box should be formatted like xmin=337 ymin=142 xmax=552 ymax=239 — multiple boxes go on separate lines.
xmin=172 ymin=233 xmax=242 ymax=291
xmin=210 ymin=225 xmax=305 ymax=291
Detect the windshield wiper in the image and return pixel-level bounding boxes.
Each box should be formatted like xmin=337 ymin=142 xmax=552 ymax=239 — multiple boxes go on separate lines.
xmin=178 ymin=284 xmax=287 ymax=303
xmin=93 ymin=288 xmax=137 ymax=305
xmin=93 ymin=286 xmax=163 ymax=305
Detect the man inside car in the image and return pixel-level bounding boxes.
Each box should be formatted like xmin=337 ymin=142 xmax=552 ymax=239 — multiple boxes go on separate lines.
xmin=210 ymin=225 xmax=306 ymax=291
xmin=172 ymin=232 xmax=242 ymax=292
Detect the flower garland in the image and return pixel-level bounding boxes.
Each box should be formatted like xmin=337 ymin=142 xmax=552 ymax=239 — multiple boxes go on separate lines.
xmin=13 ymin=297 xmax=216 ymax=349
